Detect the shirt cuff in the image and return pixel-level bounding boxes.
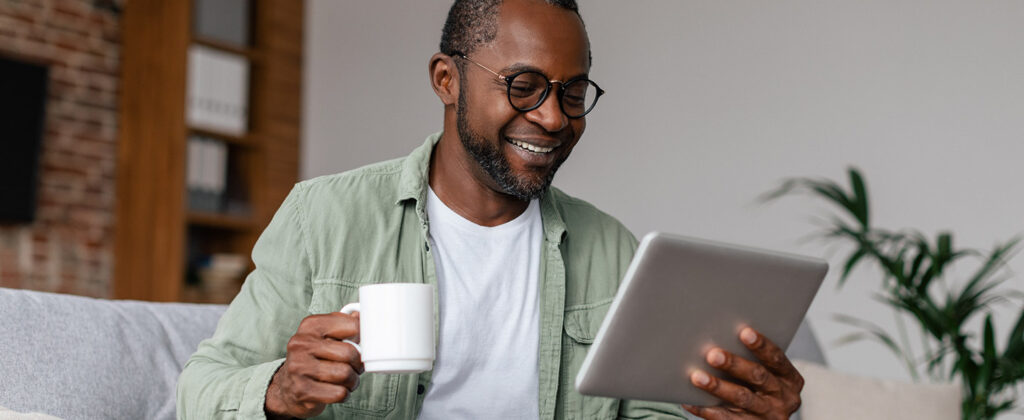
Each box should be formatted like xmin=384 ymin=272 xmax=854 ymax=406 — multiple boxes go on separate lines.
xmin=239 ymin=358 xmax=286 ymax=419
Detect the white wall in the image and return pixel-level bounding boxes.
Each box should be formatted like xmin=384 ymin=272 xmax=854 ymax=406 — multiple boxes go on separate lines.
xmin=304 ymin=0 xmax=1024 ymax=396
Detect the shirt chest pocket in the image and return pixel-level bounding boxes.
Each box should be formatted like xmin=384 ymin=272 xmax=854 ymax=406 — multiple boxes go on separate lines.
xmin=559 ymin=299 xmax=619 ymax=420
xmin=309 ymin=279 xmax=401 ymax=418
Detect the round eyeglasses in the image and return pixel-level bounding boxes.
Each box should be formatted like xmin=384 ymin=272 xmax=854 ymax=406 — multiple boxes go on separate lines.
xmin=454 ymin=53 xmax=604 ymax=119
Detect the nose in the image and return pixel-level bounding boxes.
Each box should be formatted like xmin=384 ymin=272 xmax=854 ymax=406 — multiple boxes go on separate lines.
xmin=523 ymin=88 xmax=569 ymax=133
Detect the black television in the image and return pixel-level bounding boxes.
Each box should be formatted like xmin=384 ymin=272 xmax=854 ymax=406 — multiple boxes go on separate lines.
xmin=0 ymin=56 xmax=48 ymax=223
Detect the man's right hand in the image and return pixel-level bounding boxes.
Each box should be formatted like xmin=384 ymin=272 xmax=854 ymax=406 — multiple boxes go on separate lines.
xmin=265 ymin=312 xmax=365 ymax=419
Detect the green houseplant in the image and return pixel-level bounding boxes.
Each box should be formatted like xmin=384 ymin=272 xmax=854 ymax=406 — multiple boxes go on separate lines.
xmin=763 ymin=168 xmax=1024 ymax=419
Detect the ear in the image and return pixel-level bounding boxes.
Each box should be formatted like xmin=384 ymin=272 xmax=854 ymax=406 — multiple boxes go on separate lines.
xmin=429 ymin=52 xmax=458 ymax=106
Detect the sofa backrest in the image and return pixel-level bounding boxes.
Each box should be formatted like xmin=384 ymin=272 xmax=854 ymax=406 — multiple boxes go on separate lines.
xmin=789 ymin=318 xmax=827 ymax=365
xmin=0 ymin=287 xmax=227 ymax=420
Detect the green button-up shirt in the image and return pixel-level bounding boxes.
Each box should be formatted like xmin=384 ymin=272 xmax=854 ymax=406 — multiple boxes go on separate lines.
xmin=177 ymin=133 xmax=688 ymax=419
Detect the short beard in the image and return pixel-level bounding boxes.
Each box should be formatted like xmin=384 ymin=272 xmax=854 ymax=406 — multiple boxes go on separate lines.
xmin=456 ymin=89 xmax=564 ymax=201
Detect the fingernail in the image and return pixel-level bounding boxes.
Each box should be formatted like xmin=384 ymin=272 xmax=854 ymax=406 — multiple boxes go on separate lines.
xmin=707 ymin=349 xmax=725 ymax=367
xmin=741 ymin=328 xmax=758 ymax=345
xmin=691 ymin=370 xmax=711 ymax=386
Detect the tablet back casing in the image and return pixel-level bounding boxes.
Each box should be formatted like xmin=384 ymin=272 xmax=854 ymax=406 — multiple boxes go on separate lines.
xmin=575 ymin=232 xmax=827 ymax=406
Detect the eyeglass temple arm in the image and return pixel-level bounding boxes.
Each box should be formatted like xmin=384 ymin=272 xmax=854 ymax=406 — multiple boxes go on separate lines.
xmin=451 ymin=52 xmax=507 ymax=81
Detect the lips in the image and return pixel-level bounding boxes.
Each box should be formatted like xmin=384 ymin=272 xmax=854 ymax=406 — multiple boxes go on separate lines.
xmin=503 ymin=134 xmax=561 ymax=152
xmin=503 ymin=136 xmax=562 ymax=167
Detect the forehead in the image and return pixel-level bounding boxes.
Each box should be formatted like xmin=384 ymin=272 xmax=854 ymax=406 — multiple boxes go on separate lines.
xmin=479 ymin=0 xmax=590 ymax=77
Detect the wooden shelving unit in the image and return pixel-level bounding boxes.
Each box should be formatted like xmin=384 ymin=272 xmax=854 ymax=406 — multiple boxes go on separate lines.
xmin=115 ymin=0 xmax=303 ymax=303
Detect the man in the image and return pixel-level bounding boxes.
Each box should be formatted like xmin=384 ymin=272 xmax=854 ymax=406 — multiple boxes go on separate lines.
xmin=177 ymin=0 xmax=804 ymax=419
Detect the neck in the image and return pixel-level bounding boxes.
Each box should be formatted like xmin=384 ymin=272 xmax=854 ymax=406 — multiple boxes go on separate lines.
xmin=428 ymin=128 xmax=530 ymax=227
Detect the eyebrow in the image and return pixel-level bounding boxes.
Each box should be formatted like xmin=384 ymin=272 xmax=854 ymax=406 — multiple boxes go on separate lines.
xmin=500 ymin=62 xmax=589 ymax=81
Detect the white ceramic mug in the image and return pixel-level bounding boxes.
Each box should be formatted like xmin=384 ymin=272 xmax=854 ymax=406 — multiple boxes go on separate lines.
xmin=340 ymin=283 xmax=435 ymax=374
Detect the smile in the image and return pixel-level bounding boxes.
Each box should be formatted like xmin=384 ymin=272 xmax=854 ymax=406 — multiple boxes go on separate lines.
xmin=507 ymin=138 xmax=556 ymax=154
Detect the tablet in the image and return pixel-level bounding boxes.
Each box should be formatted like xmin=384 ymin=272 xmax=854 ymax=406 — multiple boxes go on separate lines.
xmin=575 ymin=232 xmax=828 ymax=406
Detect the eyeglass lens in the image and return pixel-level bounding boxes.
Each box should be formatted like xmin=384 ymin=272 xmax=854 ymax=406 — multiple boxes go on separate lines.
xmin=508 ymin=71 xmax=599 ymax=118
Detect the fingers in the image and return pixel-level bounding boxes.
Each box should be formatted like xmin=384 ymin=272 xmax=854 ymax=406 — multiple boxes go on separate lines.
xmin=689 ymin=369 xmax=772 ymax=415
xmin=739 ymin=327 xmax=803 ymax=389
xmin=305 ymin=360 xmax=361 ymax=391
xmin=288 ymin=317 xmax=365 ymax=381
xmin=303 ymin=312 xmax=360 ymax=341
xmin=310 ymin=339 xmax=365 ymax=374
xmin=291 ymin=376 xmax=352 ymax=404
xmin=267 ymin=359 xmax=354 ymax=418
xmin=682 ymin=329 xmax=806 ymax=418
xmin=268 ymin=313 xmax=367 ymax=419
xmin=705 ymin=348 xmax=781 ymax=394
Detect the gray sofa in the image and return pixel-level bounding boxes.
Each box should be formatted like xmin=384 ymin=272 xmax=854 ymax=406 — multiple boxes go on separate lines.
xmin=0 ymin=287 xmax=227 ymax=419
xmin=0 ymin=287 xmax=825 ymax=419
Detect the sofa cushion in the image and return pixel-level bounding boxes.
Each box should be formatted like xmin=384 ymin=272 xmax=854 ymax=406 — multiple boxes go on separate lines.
xmin=0 ymin=287 xmax=227 ymax=420
xmin=794 ymin=360 xmax=962 ymax=420
xmin=0 ymin=403 xmax=62 ymax=420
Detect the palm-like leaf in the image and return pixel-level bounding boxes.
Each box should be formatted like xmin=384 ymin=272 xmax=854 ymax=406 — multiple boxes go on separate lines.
xmin=977 ymin=316 xmax=997 ymax=397
xmin=1004 ymin=310 xmax=1024 ymax=362
xmin=840 ymin=248 xmax=867 ymax=285
xmin=848 ymin=168 xmax=869 ymax=228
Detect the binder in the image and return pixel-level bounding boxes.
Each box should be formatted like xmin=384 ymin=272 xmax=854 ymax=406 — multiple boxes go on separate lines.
xmin=187 ymin=45 xmax=249 ymax=136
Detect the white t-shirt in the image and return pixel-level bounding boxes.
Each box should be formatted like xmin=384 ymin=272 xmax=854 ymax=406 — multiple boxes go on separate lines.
xmin=417 ymin=187 xmax=542 ymax=420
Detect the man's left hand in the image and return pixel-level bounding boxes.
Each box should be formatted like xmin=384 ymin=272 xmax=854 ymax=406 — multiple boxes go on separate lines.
xmin=682 ymin=327 xmax=804 ymax=419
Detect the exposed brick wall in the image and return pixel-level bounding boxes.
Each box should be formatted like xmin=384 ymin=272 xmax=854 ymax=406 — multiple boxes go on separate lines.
xmin=0 ymin=0 xmax=120 ymax=297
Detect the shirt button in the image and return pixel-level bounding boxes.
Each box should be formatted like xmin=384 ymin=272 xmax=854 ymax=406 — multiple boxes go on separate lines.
xmin=417 ymin=384 xmax=425 ymax=395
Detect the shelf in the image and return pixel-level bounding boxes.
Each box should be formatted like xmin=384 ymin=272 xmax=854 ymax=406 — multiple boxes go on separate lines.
xmin=191 ymin=35 xmax=261 ymax=60
xmin=187 ymin=211 xmax=253 ymax=231
xmin=189 ymin=127 xmax=258 ymax=148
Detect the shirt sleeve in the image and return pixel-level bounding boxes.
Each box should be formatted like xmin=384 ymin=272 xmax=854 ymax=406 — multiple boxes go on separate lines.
xmin=176 ymin=185 xmax=314 ymax=419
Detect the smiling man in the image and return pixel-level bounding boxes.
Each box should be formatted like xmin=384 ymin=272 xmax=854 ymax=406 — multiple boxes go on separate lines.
xmin=177 ymin=1 xmax=804 ymax=419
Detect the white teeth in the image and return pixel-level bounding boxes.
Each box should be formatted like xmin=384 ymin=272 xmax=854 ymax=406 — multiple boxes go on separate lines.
xmin=509 ymin=139 xmax=554 ymax=153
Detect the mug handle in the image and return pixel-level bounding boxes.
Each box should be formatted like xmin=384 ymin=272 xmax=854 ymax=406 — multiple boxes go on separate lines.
xmin=339 ymin=302 xmax=362 ymax=354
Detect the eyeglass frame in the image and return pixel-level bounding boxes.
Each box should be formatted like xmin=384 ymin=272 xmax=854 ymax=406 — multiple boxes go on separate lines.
xmin=450 ymin=52 xmax=605 ymax=119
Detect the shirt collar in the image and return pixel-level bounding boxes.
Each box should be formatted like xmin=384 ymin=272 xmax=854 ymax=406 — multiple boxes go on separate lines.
xmin=395 ymin=132 xmax=440 ymax=206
